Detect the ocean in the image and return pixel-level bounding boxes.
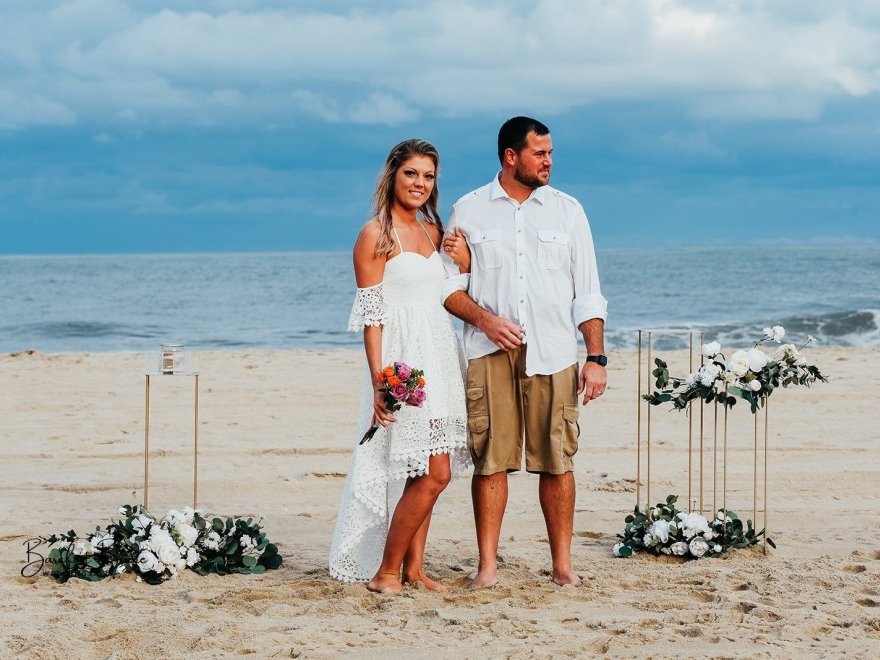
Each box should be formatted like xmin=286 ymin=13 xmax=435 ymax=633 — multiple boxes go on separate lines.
xmin=1 ymin=244 xmax=878 ymax=354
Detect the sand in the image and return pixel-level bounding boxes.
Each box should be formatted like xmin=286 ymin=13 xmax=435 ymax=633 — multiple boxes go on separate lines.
xmin=1 ymin=346 xmax=878 ymax=658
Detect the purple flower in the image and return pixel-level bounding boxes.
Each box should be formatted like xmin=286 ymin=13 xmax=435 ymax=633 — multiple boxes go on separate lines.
xmin=395 ymin=362 xmax=412 ymax=381
xmin=391 ymin=383 xmax=410 ymax=401
xmin=407 ymin=387 xmax=426 ymax=407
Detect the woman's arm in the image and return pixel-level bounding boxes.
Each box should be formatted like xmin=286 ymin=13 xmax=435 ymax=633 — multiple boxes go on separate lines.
xmin=442 ymin=227 xmax=471 ymax=274
xmin=353 ymin=222 xmax=397 ymax=428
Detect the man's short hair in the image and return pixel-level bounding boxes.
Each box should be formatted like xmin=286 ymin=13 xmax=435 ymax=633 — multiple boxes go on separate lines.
xmin=497 ymin=116 xmax=550 ymax=164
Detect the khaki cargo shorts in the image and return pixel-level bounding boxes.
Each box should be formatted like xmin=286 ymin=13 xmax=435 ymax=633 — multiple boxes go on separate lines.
xmin=466 ymin=346 xmax=580 ymax=475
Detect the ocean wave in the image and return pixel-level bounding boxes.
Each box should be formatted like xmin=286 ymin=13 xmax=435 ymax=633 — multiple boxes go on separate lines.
xmin=606 ymin=309 xmax=880 ymax=350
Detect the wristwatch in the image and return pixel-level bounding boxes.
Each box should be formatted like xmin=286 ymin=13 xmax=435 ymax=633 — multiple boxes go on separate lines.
xmin=585 ymin=354 xmax=608 ymax=367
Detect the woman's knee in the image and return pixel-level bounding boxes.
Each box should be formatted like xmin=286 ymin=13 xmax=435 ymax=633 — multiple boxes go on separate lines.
xmin=425 ymin=459 xmax=451 ymax=492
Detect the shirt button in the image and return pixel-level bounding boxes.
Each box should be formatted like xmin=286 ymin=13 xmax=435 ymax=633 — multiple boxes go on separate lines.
xmin=518 ymin=252 xmax=523 ymax=256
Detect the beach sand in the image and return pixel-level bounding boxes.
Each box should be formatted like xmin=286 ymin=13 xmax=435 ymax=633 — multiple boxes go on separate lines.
xmin=1 ymin=347 xmax=878 ymax=658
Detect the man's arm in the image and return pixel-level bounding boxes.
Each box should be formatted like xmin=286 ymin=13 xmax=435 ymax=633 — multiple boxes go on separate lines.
xmin=577 ymin=318 xmax=607 ymax=406
xmin=444 ymin=290 xmax=525 ymax=352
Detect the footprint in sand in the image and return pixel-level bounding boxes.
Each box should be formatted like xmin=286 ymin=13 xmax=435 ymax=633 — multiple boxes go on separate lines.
xmin=856 ymin=598 xmax=878 ymax=608
xmin=843 ymin=564 xmax=867 ymax=573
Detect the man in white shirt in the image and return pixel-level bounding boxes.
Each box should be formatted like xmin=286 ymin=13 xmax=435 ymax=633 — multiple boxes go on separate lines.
xmin=441 ymin=116 xmax=608 ymax=587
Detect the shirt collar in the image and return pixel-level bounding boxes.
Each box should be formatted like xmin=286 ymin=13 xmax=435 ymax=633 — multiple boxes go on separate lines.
xmin=489 ymin=172 xmax=547 ymax=205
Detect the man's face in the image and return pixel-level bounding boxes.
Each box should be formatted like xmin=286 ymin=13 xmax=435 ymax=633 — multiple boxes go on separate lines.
xmin=512 ymin=131 xmax=553 ymax=189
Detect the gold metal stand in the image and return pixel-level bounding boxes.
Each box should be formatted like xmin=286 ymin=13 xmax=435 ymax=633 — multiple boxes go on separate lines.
xmin=143 ymin=372 xmax=200 ymax=510
xmin=635 ymin=329 xmax=772 ymax=553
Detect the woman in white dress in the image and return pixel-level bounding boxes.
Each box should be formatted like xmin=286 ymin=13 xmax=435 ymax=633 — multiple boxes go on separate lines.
xmin=329 ymin=139 xmax=472 ymax=593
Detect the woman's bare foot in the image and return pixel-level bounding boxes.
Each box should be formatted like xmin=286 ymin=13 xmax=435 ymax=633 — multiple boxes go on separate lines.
xmin=403 ymin=570 xmax=448 ymax=592
xmin=367 ymin=574 xmax=403 ymax=593
xmin=551 ymin=570 xmax=582 ymax=587
xmin=469 ymin=568 xmax=498 ymax=588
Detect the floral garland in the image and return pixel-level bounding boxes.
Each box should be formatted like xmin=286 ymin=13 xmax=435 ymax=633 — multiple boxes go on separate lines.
xmin=643 ymin=325 xmax=826 ymax=413
xmin=613 ymin=495 xmax=771 ymax=559
xmin=40 ymin=505 xmax=282 ymax=584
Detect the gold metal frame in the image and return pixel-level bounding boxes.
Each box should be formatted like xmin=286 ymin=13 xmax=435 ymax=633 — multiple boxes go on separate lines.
xmin=143 ymin=373 xmax=200 ymax=510
xmin=635 ymin=329 xmax=771 ymax=554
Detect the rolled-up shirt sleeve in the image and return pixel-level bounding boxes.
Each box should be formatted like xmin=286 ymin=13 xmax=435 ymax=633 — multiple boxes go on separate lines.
xmin=570 ymin=205 xmax=608 ymax=327
xmin=440 ymin=208 xmax=471 ymax=303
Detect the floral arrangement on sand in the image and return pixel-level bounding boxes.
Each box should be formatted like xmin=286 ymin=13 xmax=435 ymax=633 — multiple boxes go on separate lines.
xmin=613 ymin=495 xmax=770 ymax=559
xmin=643 ymin=325 xmax=827 ymax=413
xmin=38 ymin=505 xmax=282 ymax=584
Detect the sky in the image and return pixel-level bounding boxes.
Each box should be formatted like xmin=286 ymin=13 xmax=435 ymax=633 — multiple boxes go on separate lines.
xmin=1 ymin=0 xmax=879 ymax=254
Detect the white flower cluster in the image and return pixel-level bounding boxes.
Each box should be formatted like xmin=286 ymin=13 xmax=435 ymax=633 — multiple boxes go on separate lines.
xmin=240 ymin=534 xmax=264 ymax=559
xmin=133 ymin=507 xmax=203 ymax=580
xmin=614 ymin=509 xmax=731 ymax=559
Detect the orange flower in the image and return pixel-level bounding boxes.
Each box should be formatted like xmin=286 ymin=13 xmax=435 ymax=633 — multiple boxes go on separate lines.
xmin=387 ymin=375 xmax=400 ymax=387
xmin=383 ymin=366 xmax=395 ymax=378
xmin=417 ymin=376 xmax=426 ymax=387
xmin=375 ymin=371 xmax=386 ymax=384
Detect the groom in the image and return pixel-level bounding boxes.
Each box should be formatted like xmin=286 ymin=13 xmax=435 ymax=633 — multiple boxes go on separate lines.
xmin=441 ymin=116 xmax=608 ymax=587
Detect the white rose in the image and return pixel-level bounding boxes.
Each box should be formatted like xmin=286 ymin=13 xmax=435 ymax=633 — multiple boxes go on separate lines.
xmin=240 ymin=534 xmax=255 ymax=549
xmin=670 ymin=542 xmax=689 ymax=556
xmin=701 ymin=342 xmax=721 ymax=358
xmin=643 ymin=533 xmax=653 ymax=546
xmin=612 ymin=542 xmax=624 ymax=557
xmin=713 ymin=544 xmax=722 ymax=553
xmin=182 ymin=507 xmax=197 ymax=523
xmin=177 ymin=523 xmax=199 ymax=547
xmin=90 ymin=533 xmax=114 ymax=553
xmin=71 ymin=540 xmax=93 ymax=556
xmin=688 ymin=537 xmax=710 ymax=558
xmin=762 ymin=326 xmax=773 ymax=338
xmin=772 ymin=326 xmax=785 ymax=342
xmin=132 ymin=514 xmax=153 ymax=534
xmin=185 ymin=548 xmax=200 ymax=567
xmin=649 ymin=520 xmax=672 ymax=544
xmin=746 ymin=348 xmax=768 ymax=372
xmin=157 ymin=543 xmax=181 ymax=567
xmin=685 ymin=372 xmax=697 ymax=387
xmin=137 ymin=550 xmax=159 ymax=572
xmin=728 ymin=351 xmax=750 ymax=377
xmin=748 ymin=379 xmax=762 ymax=392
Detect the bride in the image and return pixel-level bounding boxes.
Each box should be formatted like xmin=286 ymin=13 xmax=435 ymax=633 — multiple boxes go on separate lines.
xmin=329 ymin=139 xmax=472 ymax=593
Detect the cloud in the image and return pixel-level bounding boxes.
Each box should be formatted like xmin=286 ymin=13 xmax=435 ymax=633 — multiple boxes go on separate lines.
xmin=0 ymin=1 xmax=878 ymax=129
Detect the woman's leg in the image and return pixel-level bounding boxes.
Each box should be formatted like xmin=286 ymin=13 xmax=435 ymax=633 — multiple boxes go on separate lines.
xmin=368 ymin=453 xmax=452 ymax=593
xmin=402 ymin=477 xmax=449 ymax=592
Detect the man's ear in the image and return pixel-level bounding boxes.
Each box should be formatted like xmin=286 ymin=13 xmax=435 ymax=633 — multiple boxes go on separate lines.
xmin=504 ymin=147 xmax=517 ymax=167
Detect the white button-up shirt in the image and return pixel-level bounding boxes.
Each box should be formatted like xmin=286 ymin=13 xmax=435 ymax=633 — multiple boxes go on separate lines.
xmin=441 ymin=175 xmax=607 ymax=376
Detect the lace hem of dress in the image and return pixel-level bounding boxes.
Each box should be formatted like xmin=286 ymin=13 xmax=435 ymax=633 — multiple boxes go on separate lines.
xmin=347 ymin=284 xmax=387 ymax=331
xmin=333 ymin=417 xmax=470 ymax=559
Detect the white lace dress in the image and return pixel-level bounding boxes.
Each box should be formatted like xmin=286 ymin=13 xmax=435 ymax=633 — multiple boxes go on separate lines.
xmin=328 ymin=249 xmax=472 ymax=583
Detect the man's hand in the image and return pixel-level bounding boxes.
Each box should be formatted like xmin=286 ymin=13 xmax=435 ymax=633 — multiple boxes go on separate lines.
xmin=479 ymin=314 xmax=525 ymax=351
xmin=577 ymin=361 xmax=607 ymax=405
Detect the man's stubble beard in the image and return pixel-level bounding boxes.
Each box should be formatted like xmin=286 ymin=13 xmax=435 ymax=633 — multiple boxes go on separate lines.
xmin=513 ymin=163 xmax=550 ymax=190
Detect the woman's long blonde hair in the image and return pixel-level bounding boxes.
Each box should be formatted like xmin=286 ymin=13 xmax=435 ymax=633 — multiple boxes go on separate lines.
xmin=372 ymin=139 xmax=443 ymax=258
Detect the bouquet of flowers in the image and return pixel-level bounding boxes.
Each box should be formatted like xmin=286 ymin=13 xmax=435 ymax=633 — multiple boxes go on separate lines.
xmin=360 ymin=361 xmax=426 ymax=444
xmin=644 ymin=325 xmax=826 ymax=413
xmin=613 ymin=495 xmax=770 ymax=559
xmin=38 ymin=504 xmax=282 ymax=585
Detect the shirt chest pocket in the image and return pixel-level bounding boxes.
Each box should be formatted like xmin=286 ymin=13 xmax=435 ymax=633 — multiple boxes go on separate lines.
xmin=537 ymin=230 xmax=569 ymax=269
xmin=471 ymin=229 xmax=502 ymax=270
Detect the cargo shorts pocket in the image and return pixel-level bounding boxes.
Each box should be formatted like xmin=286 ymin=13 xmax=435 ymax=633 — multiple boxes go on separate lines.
xmin=562 ymin=403 xmax=580 ymax=457
xmin=466 ymin=386 xmax=490 ymax=458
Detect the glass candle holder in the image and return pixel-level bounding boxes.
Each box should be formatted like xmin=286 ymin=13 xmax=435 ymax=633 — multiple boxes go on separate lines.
xmin=160 ymin=343 xmax=186 ymax=375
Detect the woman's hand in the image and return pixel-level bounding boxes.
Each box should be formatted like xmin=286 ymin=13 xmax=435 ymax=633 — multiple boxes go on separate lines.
xmin=372 ymin=388 xmax=397 ymax=428
xmin=443 ymin=228 xmax=471 ymax=274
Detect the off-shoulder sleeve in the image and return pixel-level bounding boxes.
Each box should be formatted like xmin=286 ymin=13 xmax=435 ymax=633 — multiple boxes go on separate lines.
xmin=347 ymin=283 xmax=387 ymax=331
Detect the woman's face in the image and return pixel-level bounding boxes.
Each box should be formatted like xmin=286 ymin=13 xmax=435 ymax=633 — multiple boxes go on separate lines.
xmin=393 ymin=155 xmax=436 ymax=211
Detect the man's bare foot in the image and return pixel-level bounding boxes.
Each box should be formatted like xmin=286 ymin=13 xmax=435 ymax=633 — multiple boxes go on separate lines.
xmin=469 ymin=568 xmax=498 ymax=588
xmin=551 ymin=570 xmax=581 ymax=587
xmin=403 ymin=570 xmax=448 ymax=593
xmin=367 ymin=574 xmax=403 ymax=593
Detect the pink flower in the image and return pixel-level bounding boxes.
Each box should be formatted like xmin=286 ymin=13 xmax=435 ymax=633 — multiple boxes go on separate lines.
xmin=391 ymin=383 xmax=410 ymax=401
xmin=407 ymin=387 xmax=426 ymax=407
xmin=395 ymin=362 xmax=412 ymax=381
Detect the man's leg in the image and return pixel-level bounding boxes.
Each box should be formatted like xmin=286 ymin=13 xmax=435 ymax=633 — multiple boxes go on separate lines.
xmin=471 ymin=470 xmax=508 ymax=587
xmin=538 ymin=471 xmax=581 ymax=586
